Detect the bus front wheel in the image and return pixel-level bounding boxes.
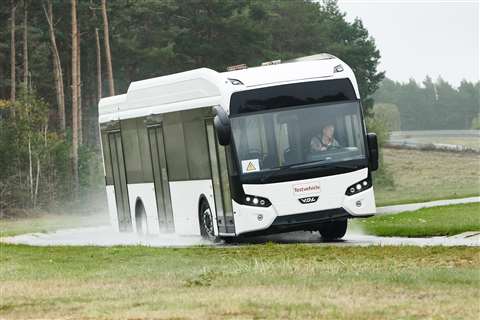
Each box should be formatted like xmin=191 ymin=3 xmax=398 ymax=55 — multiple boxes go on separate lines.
xmin=319 ymin=219 xmax=347 ymax=241
xmin=199 ymin=200 xmax=215 ymax=240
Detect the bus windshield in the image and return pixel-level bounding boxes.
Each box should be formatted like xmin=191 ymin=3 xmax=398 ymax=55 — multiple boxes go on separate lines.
xmin=231 ymin=101 xmax=366 ymax=175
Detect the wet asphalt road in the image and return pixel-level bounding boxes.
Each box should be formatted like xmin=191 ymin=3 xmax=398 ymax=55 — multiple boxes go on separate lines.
xmin=231 ymin=230 xmax=480 ymax=247
xmin=2 ymin=226 xmax=479 ymax=247
xmin=2 ymin=197 xmax=479 ymax=247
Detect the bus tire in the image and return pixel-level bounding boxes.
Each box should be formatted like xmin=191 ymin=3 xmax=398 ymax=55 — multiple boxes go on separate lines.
xmin=135 ymin=201 xmax=148 ymax=235
xmin=319 ymin=219 xmax=347 ymax=241
xmin=220 ymin=237 xmax=237 ymax=244
xmin=199 ymin=200 xmax=215 ymax=240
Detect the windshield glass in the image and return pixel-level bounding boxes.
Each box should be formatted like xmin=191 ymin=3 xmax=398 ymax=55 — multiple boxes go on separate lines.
xmin=231 ymin=101 xmax=366 ymax=174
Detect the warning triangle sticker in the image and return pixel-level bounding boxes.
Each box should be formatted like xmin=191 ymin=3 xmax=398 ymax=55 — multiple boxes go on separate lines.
xmin=242 ymin=159 xmax=260 ymax=173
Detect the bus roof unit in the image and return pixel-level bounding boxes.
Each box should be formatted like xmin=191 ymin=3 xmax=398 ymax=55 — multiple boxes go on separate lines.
xmin=98 ymin=53 xmax=359 ymax=123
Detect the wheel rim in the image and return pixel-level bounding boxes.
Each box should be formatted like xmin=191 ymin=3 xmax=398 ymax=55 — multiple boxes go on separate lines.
xmin=202 ymin=208 xmax=214 ymax=237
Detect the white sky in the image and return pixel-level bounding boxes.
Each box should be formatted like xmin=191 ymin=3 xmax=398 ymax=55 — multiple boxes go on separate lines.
xmin=336 ymin=0 xmax=479 ymax=87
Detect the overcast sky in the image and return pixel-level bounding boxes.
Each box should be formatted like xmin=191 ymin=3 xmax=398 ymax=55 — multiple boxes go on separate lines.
xmin=336 ymin=0 xmax=479 ymax=87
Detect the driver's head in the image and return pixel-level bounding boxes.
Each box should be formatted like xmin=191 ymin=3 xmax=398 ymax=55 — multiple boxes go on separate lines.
xmin=323 ymin=124 xmax=335 ymax=139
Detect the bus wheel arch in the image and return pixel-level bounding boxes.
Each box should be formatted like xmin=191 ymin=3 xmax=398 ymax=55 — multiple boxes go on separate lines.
xmin=198 ymin=195 xmax=215 ymax=239
xmin=135 ymin=198 xmax=148 ymax=235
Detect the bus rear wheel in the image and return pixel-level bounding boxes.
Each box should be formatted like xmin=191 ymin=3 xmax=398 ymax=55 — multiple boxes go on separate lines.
xmin=199 ymin=200 xmax=215 ymax=240
xmin=319 ymin=219 xmax=347 ymax=241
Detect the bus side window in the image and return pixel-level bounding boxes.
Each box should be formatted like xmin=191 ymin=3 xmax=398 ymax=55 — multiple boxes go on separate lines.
xmin=183 ymin=120 xmax=210 ymax=179
xmin=163 ymin=113 xmax=189 ymax=181
xmin=136 ymin=118 xmax=154 ymax=182
xmin=121 ymin=118 xmax=154 ymax=184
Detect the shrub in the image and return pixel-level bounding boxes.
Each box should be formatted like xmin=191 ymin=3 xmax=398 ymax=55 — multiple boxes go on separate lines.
xmin=471 ymin=114 xmax=480 ymax=129
xmin=366 ymin=116 xmax=395 ymax=189
xmin=372 ymin=103 xmax=401 ymax=131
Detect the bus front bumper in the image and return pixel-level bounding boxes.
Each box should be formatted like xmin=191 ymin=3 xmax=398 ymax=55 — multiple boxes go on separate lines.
xmin=232 ymin=200 xmax=373 ymax=237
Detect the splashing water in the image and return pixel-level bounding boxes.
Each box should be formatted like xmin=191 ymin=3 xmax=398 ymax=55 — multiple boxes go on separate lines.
xmin=1 ymin=225 xmax=212 ymax=247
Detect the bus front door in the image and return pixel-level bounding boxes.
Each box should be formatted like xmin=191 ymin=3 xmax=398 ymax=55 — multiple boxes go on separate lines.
xmin=107 ymin=131 xmax=132 ymax=232
xmin=206 ymin=119 xmax=236 ymax=236
xmin=147 ymin=125 xmax=174 ymax=232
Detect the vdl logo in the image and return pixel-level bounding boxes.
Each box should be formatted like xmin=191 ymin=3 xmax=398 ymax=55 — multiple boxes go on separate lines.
xmin=298 ymin=196 xmax=319 ymax=204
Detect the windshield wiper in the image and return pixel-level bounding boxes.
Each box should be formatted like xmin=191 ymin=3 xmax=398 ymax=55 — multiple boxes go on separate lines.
xmin=258 ymin=160 xmax=363 ymax=183
xmin=259 ymin=167 xmax=282 ymax=183
xmin=289 ymin=159 xmax=330 ymax=169
xmin=329 ymin=163 xmax=362 ymax=170
xmin=290 ymin=160 xmax=360 ymax=170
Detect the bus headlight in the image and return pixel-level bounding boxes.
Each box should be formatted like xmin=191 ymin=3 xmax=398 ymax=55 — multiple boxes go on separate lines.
xmin=243 ymin=194 xmax=271 ymax=207
xmin=345 ymin=176 xmax=372 ymax=196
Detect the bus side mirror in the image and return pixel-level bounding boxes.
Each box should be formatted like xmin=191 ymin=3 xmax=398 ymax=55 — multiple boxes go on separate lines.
xmin=367 ymin=133 xmax=379 ymax=171
xmin=213 ymin=106 xmax=231 ymax=146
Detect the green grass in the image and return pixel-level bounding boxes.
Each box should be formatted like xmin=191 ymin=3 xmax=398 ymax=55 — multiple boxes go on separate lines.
xmin=357 ymin=203 xmax=480 ymax=237
xmin=0 ymin=147 xmax=478 ymax=319
xmin=0 ymin=244 xmax=479 ymax=319
xmin=0 ymin=213 xmax=109 ymax=237
xmin=375 ymin=148 xmax=480 ymax=206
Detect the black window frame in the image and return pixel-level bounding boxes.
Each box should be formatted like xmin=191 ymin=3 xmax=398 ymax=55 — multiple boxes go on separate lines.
xmin=229 ymin=78 xmax=357 ymax=116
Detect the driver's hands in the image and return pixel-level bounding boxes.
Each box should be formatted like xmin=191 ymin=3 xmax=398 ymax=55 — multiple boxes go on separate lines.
xmin=310 ymin=138 xmax=325 ymax=152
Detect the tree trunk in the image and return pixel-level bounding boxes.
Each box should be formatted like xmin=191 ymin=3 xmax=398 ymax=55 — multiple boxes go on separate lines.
xmin=101 ymin=0 xmax=114 ymax=96
xmin=28 ymin=135 xmax=33 ymax=204
xmin=95 ymin=28 xmax=102 ymax=102
xmin=43 ymin=0 xmax=66 ymax=132
xmin=77 ymin=23 xmax=82 ymax=144
xmin=22 ymin=0 xmax=28 ymax=89
xmin=34 ymin=124 xmax=48 ymax=208
xmin=0 ymin=59 xmax=5 ymax=98
xmin=33 ymin=156 xmax=40 ymax=208
xmin=71 ymin=0 xmax=79 ymax=197
xmin=10 ymin=0 xmax=16 ymax=104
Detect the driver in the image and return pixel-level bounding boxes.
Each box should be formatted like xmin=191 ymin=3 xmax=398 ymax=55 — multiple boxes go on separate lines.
xmin=310 ymin=124 xmax=340 ymax=152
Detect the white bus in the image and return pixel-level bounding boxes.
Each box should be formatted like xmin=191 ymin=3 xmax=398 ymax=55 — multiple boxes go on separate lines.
xmin=98 ymin=54 xmax=378 ymax=241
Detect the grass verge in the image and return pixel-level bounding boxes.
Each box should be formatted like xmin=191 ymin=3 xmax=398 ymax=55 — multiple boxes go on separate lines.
xmin=0 ymin=213 xmax=109 ymax=237
xmin=375 ymin=148 xmax=480 ymax=206
xmin=0 ymin=244 xmax=479 ymax=319
xmin=357 ymin=203 xmax=480 ymax=237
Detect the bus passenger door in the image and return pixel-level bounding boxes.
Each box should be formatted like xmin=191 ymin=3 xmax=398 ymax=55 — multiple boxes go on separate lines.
xmin=107 ymin=131 xmax=132 ymax=232
xmin=147 ymin=125 xmax=174 ymax=232
xmin=206 ymin=119 xmax=236 ymax=235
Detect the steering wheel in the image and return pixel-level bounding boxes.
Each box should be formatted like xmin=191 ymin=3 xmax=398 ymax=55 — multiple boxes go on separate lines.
xmin=328 ymin=145 xmax=341 ymax=150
